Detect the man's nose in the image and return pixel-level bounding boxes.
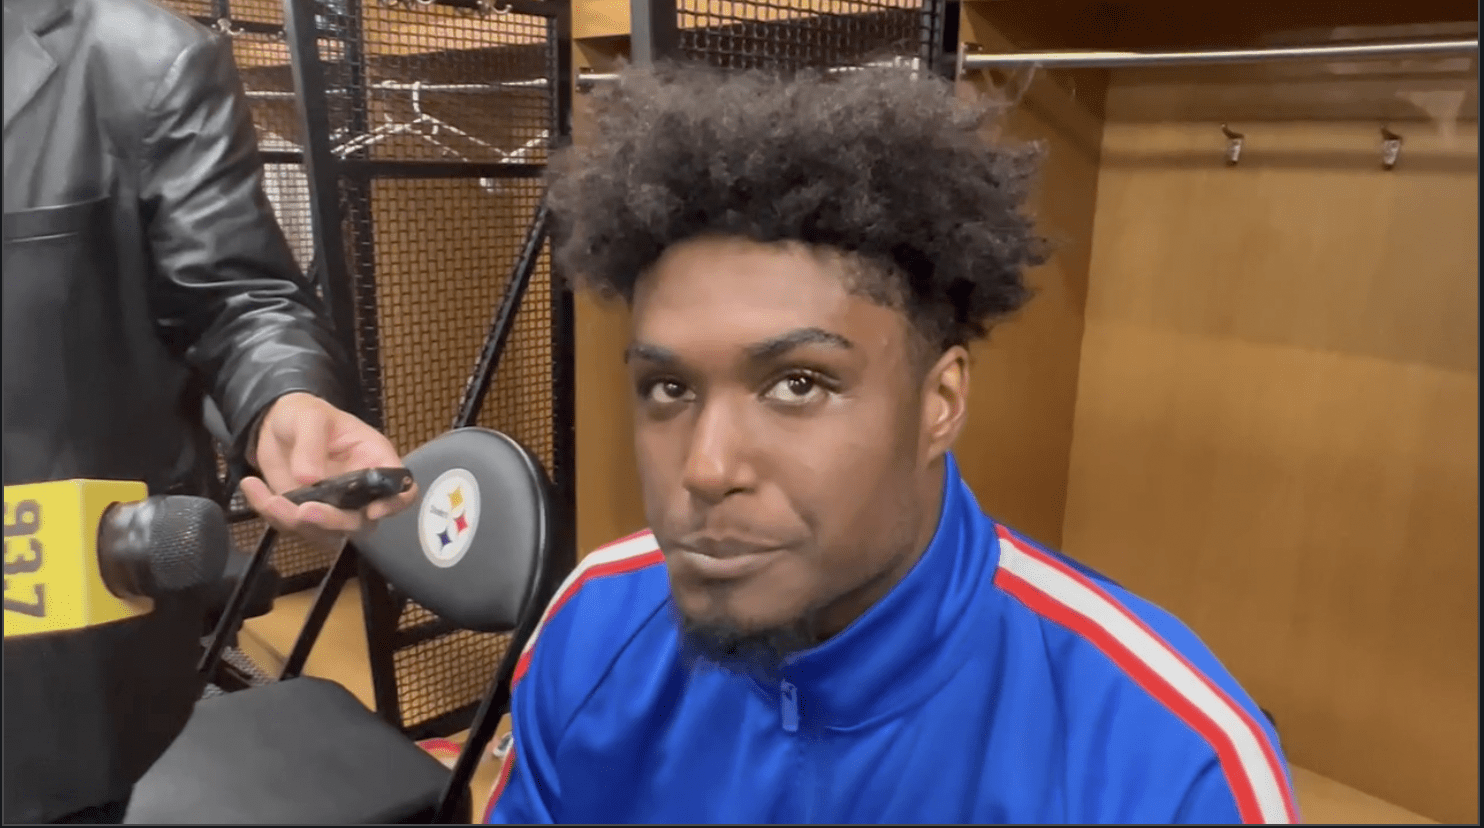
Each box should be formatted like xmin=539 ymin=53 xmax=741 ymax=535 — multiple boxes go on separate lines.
xmin=680 ymin=398 xmax=755 ymax=505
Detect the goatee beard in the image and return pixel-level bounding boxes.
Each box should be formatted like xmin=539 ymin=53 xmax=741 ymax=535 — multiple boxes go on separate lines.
xmin=674 ymin=606 xmax=819 ymax=682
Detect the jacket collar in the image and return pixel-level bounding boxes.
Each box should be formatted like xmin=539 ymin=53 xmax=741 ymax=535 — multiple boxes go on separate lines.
xmin=775 ymin=452 xmax=1000 ymax=729
xmin=4 ymin=0 xmax=74 ymax=131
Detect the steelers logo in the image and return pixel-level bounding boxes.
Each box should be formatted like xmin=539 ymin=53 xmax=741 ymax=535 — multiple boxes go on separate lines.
xmin=417 ymin=469 xmax=481 ymax=568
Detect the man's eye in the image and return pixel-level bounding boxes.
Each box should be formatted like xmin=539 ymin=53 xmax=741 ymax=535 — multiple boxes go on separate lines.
xmin=763 ymin=373 xmax=824 ymax=405
xmin=646 ymin=380 xmax=693 ymax=404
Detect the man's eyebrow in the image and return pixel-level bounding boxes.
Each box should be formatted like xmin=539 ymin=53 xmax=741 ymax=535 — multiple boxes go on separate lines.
xmin=744 ymin=327 xmax=855 ymax=362
xmin=623 ymin=342 xmax=677 ymax=365
xmin=623 ymin=327 xmax=855 ymax=366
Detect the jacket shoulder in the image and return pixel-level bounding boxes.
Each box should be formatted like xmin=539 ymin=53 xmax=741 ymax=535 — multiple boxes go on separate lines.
xmin=61 ymin=0 xmax=237 ymax=157
xmin=510 ymin=530 xmax=670 ymax=697
xmin=76 ymin=0 xmax=215 ymax=51
xmin=989 ymin=525 xmax=1298 ymax=823
xmin=72 ymin=0 xmax=222 ymax=107
xmin=75 ymin=0 xmax=215 ymax=60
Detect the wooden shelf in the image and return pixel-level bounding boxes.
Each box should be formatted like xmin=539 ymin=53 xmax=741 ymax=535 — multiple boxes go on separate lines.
xmin=959 ymin=0 xmax=1478 ymax=52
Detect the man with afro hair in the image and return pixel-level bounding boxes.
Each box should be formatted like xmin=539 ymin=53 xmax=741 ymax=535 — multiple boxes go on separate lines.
xmin=487 ymin=63 xmax=1299 ymax=824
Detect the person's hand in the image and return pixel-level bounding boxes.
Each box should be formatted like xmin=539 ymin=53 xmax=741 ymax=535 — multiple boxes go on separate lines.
xmin=239 ymin=392 xmax=418 ymax=550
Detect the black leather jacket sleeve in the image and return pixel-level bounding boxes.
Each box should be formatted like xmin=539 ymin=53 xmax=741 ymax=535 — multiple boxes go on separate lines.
xmin=136 ymin=32 xmax=353 ymax=472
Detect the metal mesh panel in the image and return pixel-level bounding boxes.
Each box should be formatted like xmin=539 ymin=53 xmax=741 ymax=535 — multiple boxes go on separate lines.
xmin=391 ymin=628 xmax=513 ymax=729
xmin=227 ymin=511 xmax=331 ymax=591
xmin=296 ymin=0 xmax=563 ymax=736
xmin=262 ymin=162 xmax=318 ymax=272
xmin=315 ymin=1 xmax=552 ymax=164
xmin=365 ymin=179 xmax=551 ymax=459
xmin=224 ymin=0 xmax=313 ymax=276
xmin=166 ymin=0 xmax=215 ymax=19
xmin=675 ymin=0 xmax=940 ymax=73
xmin=360 ymin=175 xmax=549 ymax=733
xmin=362 ymin=3 xmax=548 ymax=164
xmin=230 ymin=12 xmax=302 ymax=140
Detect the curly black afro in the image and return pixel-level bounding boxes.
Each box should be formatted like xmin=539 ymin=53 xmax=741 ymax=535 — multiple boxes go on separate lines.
xmin=545 ymin=61 xmax=1050 ymax=352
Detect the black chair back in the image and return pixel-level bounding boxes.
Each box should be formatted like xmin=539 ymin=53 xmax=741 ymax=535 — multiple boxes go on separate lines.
xmin=354 ymin=427 xmax=552 ymax=634
xmin=355 ymin=427 xmax=560 ymax=821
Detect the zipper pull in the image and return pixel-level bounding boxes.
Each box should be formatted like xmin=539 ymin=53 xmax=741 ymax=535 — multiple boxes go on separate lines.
xmin=779 ymin=680 xmax=799 ymax=733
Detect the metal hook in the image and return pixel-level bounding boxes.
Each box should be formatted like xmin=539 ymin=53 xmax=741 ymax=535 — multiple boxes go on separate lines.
xmin=1380 ymin=125 xmax=1403 ymax=170
xmin=214 ymin=17 xmax=243 ymax=37
xmin=1221 ymin=124 xmax=1245 ymax=166
xmin=1009 ymin=65 xmax=1038 ymax=107
xmin=490 ymin=1 xmax=513 ymax=13
xmin=981 ymin=64 xmax=1037 ymax=107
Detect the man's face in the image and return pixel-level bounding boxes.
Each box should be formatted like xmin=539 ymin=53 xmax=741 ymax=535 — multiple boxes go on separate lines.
xmin=626 ymin=236 xmax=964 ymax=656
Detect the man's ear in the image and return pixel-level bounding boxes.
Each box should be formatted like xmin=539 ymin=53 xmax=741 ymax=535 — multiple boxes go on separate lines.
xmin=919 ymin=345 xmax=971 ymax=462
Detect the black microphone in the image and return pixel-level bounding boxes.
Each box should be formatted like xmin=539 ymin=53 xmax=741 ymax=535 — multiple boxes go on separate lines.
xmin=3 ymin=480 xmax=229 ymax=824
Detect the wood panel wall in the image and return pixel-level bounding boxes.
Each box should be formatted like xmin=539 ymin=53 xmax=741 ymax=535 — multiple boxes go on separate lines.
xmin=951 ymin=6 xmax=1106 ymax=548
xmin=1061 ymin=57 xmax=1478 ymax=824
xmin=569 ymin=85 xmax=652 ymax=557
xmin=573 ymin=290 xmax=647 ymax=555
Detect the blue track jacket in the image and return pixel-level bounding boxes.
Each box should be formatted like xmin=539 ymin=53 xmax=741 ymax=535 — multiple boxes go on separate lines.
xmin=488 ymin=454 xmax=1299 ymax=824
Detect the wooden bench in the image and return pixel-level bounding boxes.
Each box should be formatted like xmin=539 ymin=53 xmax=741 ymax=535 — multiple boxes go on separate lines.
xmin=1292 ymin=765 xmax=1437 ymax=824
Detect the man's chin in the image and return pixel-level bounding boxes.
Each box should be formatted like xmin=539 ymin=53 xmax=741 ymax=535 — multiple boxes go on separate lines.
xmin=673 ymin=606 xmax=816 ymax=680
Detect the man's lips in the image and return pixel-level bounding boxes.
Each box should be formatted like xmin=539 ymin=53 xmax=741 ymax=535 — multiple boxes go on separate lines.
xmin=676 ymin=547 xmax=784 ymax=581
xmin=682 ymin=537 xmax=783 ymax=559
xmin=671 ymin=537 xmax=787 ymax=580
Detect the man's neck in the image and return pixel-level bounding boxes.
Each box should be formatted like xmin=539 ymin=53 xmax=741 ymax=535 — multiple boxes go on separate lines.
xmin=812 ymin=459 xmax=948 ymax=641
